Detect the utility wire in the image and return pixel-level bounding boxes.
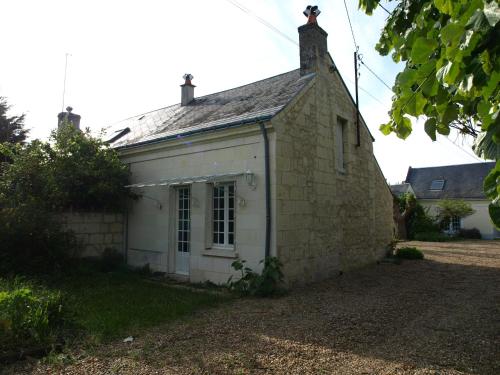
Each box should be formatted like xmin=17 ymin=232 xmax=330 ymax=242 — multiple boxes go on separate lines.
xmin=359 ymin=60 xmax=392 ymax=91
xmin=441 ymin=136 xmax=483 ymax=162
xmin=223 ymin=0 xmax=299 ymax=46
xmin=223 ymin=0 xmax=391 ymax=107
xmin=343 ymin=0 xmax=358 ymax=50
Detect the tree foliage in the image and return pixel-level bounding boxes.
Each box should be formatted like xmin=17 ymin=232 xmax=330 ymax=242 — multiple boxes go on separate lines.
xmin=436 ymin=199 xmax=475 ymax=221
xmin=0 ymin=97 xmax=29 ymax=145
xmin=359 ymin=0 xmax=500 ymax=227
xmin=395 ymin=193 xmax=439 ymax=239
xmin=0 ymin=123 xmax=130 ymax=211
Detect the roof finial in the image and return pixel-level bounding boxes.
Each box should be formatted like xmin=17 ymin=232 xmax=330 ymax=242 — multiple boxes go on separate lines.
xmin=66 ymin=106 xmax=73 ymax=113
xmin=303 ymin=5 xmax=321 ymax=24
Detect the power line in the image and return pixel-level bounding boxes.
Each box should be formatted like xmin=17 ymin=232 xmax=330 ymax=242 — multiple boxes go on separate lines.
xmin=343 ymin=0 xmax=358 ymax=49
xmin=223 ymin=0 xmax=299 ymax=47
xmin=359 ymin=60 xmax=392 ymax=91
xmin=441 ymin=136 xmax=483 ymax=162
xmin=222 ymin=0 xmax=390 ymax=108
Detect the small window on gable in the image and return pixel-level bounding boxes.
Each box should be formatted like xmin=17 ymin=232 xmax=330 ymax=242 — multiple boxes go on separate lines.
xmin=335 ymin=117 xmax=347 ymax=172
xmin=429 ymin=179 xmax=445 ymax=190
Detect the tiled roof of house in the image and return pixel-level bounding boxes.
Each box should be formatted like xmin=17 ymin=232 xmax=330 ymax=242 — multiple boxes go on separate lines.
xmin=107 ymin=69 xmax=315 ymax=148
xmin=390 ymin=183 xmax=413 ymax=196
xmin=405 ymin=162 xmax=495 ymax=200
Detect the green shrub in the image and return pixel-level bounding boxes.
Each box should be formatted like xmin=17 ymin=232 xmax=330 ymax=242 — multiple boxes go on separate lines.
xmin=407 ymin=205 xmax=440 ymax=239
xmin=414 ymin=231 xmax=452 ymax=242
xmin=98 ymin=247 xmax=124 ymax=272
xmin=395 ymin=247 xmax=424 ymax=260
xmin=458 ymin=228 xmax=482 ymax=239
xmin=228 ymin=257 xmax=285 ymax=297
xmin=0 ymin=279 xmax=69 ymax=350
xmin=0 ymin=205 xmax=80 ymax=275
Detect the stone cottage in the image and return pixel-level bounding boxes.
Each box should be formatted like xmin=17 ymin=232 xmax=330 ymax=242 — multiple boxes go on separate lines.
xmin=106 ymin=7 xmax=394 ymax=285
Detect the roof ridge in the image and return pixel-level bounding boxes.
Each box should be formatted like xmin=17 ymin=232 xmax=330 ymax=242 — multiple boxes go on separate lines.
xmin=410 ymin=161 xmax=494 ymax=170
xmin=113 ymin=69 xmax=302 ymax=124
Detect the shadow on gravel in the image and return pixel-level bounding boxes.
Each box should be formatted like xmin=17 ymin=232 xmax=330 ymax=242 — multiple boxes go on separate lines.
xmin=254 ymin=259 xmax=500 ymax=374
xmin=3 ymin=248 xmax=500 ymax=375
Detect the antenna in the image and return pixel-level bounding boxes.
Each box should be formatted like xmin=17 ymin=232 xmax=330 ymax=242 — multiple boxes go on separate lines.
xmin=61 ymin=53 xmax=71 ymax=113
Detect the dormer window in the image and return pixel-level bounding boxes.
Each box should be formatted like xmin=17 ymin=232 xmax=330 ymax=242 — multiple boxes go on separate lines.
xmin=430 ymin=179 xmax=445 ymax=191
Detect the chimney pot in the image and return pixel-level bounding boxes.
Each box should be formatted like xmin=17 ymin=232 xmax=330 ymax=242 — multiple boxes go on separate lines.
xmin=298 ymin=6 xmax=328 ymax=76
xmin=57 ymin=106 xmax=81 ymax=130
xmin=181 ymin=73 xmax=195 ymax=106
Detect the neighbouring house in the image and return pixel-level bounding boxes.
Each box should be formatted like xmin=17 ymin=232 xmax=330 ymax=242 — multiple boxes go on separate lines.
xmin=390 ymin=183 xmax=414 ymax=197
xmin=105 ymin=7 xmax=394 ymax=285
xmin=403 ymin=162 xmax=499 ymax=239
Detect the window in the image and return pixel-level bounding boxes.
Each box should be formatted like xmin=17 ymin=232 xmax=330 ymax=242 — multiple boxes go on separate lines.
xmin=430 ymin=179 xmax=445 ymax=190
xmin=450 ymin=216 xmax=461 ymax=233
xmin=213 ymin=183 xmax=235 ymax=247
xmin=335 ymin=117 xmax=347 ymax=171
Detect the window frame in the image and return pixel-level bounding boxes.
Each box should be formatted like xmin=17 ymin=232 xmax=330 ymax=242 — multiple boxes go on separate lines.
xmin=335 ymin=116 xmax=348 ymax=173
xmin=211 ymin=182 xmax=235 ymax=249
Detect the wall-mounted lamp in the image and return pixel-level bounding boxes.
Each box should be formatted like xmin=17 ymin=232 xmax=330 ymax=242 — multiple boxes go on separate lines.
xmin=245 ymin=170 xmax=256 ymax=190
xmin=237 ymin=196 xmax=246 ymax=208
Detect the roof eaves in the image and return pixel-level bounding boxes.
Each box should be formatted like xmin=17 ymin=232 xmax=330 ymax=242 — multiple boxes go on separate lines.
xmin=115 ymin=114 xmax=273 ymax=151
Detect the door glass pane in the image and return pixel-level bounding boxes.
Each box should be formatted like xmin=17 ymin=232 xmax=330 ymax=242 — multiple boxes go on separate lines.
xmin=178 ymin=187 xmax=190 ymax=253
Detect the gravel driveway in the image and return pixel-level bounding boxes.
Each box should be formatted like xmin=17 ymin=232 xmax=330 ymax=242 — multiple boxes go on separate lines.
xmin=4 ymin=240 xmax=500 ymax=375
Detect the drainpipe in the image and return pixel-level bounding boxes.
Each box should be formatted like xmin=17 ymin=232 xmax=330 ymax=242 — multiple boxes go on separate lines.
xmin=259 ymin=122 xmax=271 ymax=258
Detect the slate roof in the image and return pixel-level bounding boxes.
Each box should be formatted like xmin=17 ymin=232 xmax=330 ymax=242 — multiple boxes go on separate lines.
xmin=405 ymin=162 xmax=495 ymax=200
xmin=107 ymin=69 xmax=315 ymax=148
xmin=390 ymin=183 xmax=413 ymax=197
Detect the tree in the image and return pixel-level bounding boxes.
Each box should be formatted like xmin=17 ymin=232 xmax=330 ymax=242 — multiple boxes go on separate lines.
xmin=0 ymin=97 xmax=29 ymax=144
xmin=394 ymin=193 xmax=439 ymax=239
xmin=0 ymin=122 xmax=131 ymax=211
xmin=358 ymin=0 xmax=500 ymax=227
xmin=436 ymin=199 xmax=475 ymax=232
xmin=0 ymin=123 xmax=131 ymax=273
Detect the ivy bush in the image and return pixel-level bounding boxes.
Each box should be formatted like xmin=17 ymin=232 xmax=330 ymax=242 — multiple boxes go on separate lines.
xmin=228 ymin=257 xmax=285 ymax=297
xmin=395 ymin=247 xmax=424 ymax=260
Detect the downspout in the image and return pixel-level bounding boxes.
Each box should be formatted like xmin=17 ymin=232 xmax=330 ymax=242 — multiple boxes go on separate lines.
xmin=124 ymin=163 xmax=131 ymax=264
xmin=259 ymin=122 xmax=271 ymax=258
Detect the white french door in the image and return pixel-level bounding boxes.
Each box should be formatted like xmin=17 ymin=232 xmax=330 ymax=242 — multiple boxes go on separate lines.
xmin=175 ymin=186 xmax=190 ymax=275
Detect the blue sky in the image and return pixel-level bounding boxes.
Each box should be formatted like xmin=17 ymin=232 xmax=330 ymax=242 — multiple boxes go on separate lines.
xmin=0 ymin=0 xmax=483 ymax=183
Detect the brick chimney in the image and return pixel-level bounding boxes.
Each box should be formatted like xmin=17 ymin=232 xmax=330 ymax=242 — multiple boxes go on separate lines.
xmin=181 ymin=74 xmax=195 ymax=106
xmin=57 ymin=106 xmax=81 ymax=130
xmin=298 ymin=6 xmax=328 ymax=76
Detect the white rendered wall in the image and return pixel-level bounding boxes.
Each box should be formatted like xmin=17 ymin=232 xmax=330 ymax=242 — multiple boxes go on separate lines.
xmin=120 ymin=126 xmax=273 ymax=284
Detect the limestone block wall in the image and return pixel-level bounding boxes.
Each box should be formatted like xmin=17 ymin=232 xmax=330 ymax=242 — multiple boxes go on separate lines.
xmin=58 ymin=212 xmax=125 ymax=257
xmin=272 ymin=66 xmax=394 ymax=285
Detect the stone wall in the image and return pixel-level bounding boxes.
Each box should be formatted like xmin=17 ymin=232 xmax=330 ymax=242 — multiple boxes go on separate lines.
xmin=272 ymin=62 xmax=394 ymax=285
xmin=59 ymin=212 xmax=125 ymax=257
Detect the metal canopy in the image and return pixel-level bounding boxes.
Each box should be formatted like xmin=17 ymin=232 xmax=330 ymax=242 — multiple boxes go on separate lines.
xmin=126 ymin=171 xmax=254 ymax=188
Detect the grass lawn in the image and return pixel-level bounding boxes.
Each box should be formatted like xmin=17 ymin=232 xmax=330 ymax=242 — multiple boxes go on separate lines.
xmin=61 ymin=268 xmax=229 ymax=342
xmin=1 ymin=265 xmax=230 ymax=356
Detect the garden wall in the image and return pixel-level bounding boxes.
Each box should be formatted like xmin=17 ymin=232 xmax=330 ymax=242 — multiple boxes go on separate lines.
xmin=58 ymin=212 xmax=125 ymax=257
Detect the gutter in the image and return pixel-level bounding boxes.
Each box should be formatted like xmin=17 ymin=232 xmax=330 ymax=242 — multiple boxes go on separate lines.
xmin=115 ymin=115 xmax=274 ymax=151
xmin=259 ymin=122 xmax=271 ymax=258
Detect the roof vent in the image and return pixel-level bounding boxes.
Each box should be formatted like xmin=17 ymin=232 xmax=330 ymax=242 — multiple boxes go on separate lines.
xmin=181 ymin=74 xmax=195 ymax=106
